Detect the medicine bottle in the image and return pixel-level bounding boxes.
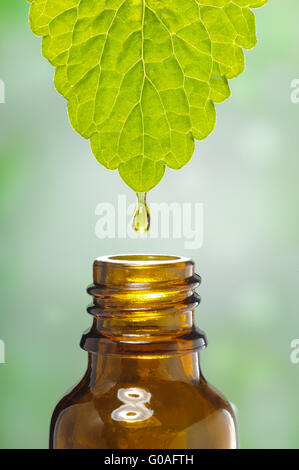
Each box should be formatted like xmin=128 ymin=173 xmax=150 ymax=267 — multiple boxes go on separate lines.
xmin=50 ymin=255 xmax=237 ymax=449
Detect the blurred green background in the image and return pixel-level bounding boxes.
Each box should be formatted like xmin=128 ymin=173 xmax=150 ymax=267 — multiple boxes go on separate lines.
xmin=0 ymin=0 xmax=299 ymax=449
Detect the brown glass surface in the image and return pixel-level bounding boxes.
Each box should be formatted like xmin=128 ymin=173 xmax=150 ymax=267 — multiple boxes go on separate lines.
xmin=50 ymin=255 xmax=237 ymax=449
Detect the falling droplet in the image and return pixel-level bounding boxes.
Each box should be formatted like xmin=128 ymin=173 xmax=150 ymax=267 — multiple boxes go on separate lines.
xmin=132 ymin=192 xmax=150 ymax=234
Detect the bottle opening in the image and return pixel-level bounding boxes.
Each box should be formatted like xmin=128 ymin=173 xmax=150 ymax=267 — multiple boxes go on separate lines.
xmin=100 ymin=254 xmax=189 ymax=265
xmin=93 ymin=254 xmax=194 ymax=284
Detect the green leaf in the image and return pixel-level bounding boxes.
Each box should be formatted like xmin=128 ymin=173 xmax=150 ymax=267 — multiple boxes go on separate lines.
xmin=28 ymin=0 xmax=267 ymax=192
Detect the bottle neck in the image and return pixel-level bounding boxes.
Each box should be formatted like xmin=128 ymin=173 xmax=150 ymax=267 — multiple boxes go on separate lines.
xmin=81 ymin=255 xmax=206 ymax=359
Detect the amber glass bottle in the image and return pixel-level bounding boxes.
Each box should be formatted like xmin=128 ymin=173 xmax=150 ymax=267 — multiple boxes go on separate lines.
xmin=50 ymin=255 xmax=237 ymax=449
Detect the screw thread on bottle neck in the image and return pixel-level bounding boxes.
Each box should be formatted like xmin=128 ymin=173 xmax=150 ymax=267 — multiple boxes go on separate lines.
xmin=81 ymin=255 xmax=206 ymax=356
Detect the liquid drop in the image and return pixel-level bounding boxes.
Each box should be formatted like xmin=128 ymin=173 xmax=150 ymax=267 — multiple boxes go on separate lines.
xmin=131 ymin=192 xmax=150 ymax=234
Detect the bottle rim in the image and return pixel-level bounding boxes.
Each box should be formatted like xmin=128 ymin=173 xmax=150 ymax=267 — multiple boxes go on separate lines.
xmin=93 ymin=254 xmax=195 ymax=285
xmin=96 ymin=254 xmax=191 ymax=266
